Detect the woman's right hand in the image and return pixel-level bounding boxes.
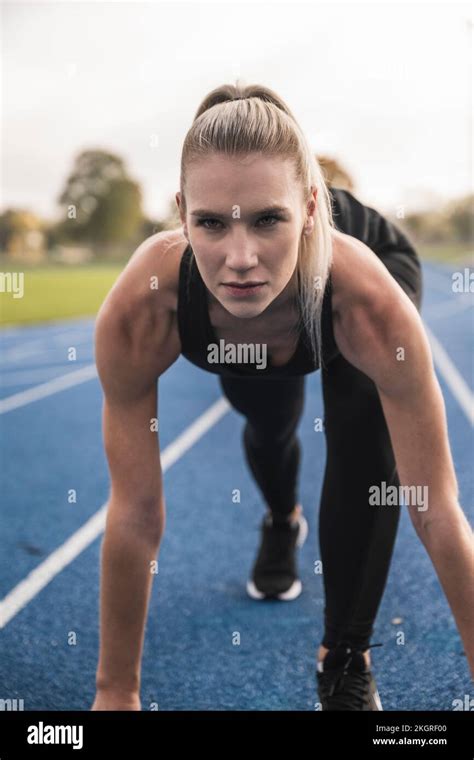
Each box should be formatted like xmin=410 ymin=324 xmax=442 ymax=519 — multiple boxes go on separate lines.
xmin=91 ymin=690 xmax=141 ymax=711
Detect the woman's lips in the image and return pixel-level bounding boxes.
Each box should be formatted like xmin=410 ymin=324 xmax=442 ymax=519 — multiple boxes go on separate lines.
xmin=223 ymin=283 xmax=266 ymax=297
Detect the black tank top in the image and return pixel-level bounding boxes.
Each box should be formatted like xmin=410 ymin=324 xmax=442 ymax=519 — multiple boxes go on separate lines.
xmin=176 ymin=245 xmax=338 ymax=378
xmin=176 ymin=187 xmax=415 ymax=378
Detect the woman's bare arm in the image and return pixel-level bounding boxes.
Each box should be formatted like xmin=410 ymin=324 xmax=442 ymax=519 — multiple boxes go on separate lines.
xmin=332 ymin=236 xmax=474 ymax=676
xmin=91 ymin=240 xmax=181 ymax=710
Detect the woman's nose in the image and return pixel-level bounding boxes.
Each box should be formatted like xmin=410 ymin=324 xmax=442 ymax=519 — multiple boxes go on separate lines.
xmin=224 ymin=235 xmax=259 ymax=269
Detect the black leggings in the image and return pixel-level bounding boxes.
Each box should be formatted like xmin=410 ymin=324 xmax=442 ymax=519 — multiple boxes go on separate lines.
xmin=219 ymin=255 xmax=422 ymax=652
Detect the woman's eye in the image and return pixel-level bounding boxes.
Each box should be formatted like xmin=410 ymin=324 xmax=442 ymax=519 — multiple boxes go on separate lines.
xmin=197 ymin=215 xmax=280 ymax=230
xmin=258 ymin=215 xmax=279 ymax=227
xmin=198 ymin=219 xmax=222 ymax=230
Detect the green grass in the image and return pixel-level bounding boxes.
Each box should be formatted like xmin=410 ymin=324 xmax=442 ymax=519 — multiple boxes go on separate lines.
xmin=416 ymin=243 xmax=473 ymax=266
xmin=0 ymin=265 xmax=124 ymax=326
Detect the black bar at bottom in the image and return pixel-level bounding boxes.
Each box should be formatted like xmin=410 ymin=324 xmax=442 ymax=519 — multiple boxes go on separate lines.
xmin=0 ymin=710 xmax=472 ymax=758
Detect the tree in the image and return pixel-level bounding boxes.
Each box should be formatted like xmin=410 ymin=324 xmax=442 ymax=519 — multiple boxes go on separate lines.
xmin=403 ymin=194 xmax=473 ymax=245
xmin=0 ymin=209 xmax=46 ymax=260
xmin=445 ymin=194 xmax=473 ymax=244
xmin=56 ymin=149 xmax=144 ymax=257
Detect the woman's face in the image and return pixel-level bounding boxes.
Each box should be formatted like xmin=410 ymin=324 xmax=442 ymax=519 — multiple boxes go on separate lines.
xmin=176 ymin=152 xmax=316 ymax=320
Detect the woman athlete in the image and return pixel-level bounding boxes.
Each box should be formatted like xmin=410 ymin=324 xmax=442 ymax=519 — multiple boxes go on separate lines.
xmin=91 ymin=84 xmax=473 ymax=711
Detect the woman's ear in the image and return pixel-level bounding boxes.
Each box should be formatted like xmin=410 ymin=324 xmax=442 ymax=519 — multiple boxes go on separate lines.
xmin=175 ymin=192 xmax=189 ymax=238
xmin=303 ymin=188 xmax=318 ymax=234
xmin=307 ymin=187 xmax=318 ymax=216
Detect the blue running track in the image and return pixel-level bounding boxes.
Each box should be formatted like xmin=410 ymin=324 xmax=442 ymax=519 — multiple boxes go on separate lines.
xmin=0 ymin=260 xmax=472 ymax=710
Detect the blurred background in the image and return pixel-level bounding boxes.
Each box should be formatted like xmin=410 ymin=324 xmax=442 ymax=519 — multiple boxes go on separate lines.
xmin=1 ymin=0 xmax=472 ymax=326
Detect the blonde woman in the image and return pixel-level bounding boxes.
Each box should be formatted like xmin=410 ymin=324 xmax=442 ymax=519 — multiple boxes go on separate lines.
xmin=92 ymin=83 xmax=473 ymax=711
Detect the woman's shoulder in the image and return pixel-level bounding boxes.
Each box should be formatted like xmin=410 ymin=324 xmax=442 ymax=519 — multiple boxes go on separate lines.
xmin=330 ymin=228 xmax=407 ymax=319
xmin=97 ymin=227 xmax=189 ymax=339
xmin=103 ymin=227 xmax=189 ymax=320
xmin=130 ymin=227 xmax=189 ymax=312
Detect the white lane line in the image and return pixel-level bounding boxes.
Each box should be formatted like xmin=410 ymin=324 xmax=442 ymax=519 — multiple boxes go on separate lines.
xmin=0 ymin=364 xmax=98 ymax=414
xmin=0 ymin=364 xmax=93 ymax=388
xmin=0 ymin=396 xmax=231 ymax=628
xmin=0 ymin=510 xmax=108 ymax=631
xmin=426 ymin=326 xmax=474 ymax=426
xmin=423 ymin=296 xmax=473 ymax=320
xmin=1 ymin=339 xmax=53 ymax=362
xmin=2 ymin=331 xmax=93 ymax=363
xmin=160 ymin=397 xmax=231 ymax=470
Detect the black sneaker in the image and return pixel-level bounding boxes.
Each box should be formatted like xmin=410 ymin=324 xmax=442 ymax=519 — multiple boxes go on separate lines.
xmin=316 ymin=644 xmax=383 ymax=711
xmin=246 ymin=511 xmax=308 ymax=601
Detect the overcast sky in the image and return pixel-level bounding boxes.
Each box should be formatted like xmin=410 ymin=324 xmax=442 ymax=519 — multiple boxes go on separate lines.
xmin=1 ymin=1 xmax=472 ymax=223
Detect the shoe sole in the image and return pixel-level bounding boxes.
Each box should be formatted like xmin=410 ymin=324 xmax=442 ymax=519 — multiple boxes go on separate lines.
xmin=246 ymin=514 xmax=309 ymax=601
xmin=372 ymin=686 xmax=383 ymax=711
